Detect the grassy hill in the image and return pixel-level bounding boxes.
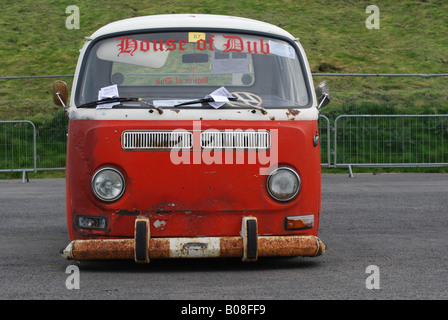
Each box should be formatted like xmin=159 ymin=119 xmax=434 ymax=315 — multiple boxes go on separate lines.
xmin=0 ymin=0 xmax=447 ymax=178
xmin=1 ymin=0 xmax=447 ymax=121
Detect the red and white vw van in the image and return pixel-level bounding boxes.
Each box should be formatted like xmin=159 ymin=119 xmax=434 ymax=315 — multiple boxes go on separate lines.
xmin=55 ymin=14 xmax=330 ymax=263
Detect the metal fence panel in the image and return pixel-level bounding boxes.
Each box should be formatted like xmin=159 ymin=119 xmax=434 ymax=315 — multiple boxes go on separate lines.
xmin=33 ymin=110 xmax=68 ymax=171
xmin=334 ymin=115 xmax=448 ymax=168
xmin=319 ymin=115 xmax=331 ymax=167
xmin=2 ymin=115 xmax=448 ymax=177
xmin=0 ymin=121 xmax=36 ymax=173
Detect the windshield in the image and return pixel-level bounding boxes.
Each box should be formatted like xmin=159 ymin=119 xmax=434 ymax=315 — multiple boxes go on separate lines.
xmin=76 ymin=31 xmax=310 ymax=109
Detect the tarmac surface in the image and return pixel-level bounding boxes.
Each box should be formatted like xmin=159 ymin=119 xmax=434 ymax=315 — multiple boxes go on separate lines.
xmin=0 ymin=173 xmax=447 ymax=301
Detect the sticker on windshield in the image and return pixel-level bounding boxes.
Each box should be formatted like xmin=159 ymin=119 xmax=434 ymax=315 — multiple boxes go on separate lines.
xmin=269 ymin=40 xmax=296 ymax=59
xmin=155 ymin=76 xmax=209 ymax=85
xmin=188 ymin=32 xmax=206 ymax=42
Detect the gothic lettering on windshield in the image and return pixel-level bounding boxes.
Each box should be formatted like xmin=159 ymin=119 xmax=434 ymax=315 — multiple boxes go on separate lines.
xmin=78 ymin=31 xmax=309 ymax=108
xmin=115 ymin=34 xmax=271 ymax=57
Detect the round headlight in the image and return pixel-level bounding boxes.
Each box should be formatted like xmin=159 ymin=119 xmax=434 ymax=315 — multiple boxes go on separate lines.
xmin=266 ymin=167 xmax=301 ymax=201
xmin=91 ymin=167 xmax=125 ymax=202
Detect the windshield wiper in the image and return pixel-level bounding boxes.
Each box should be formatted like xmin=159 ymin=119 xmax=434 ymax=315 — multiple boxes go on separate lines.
xmin=174 ymin=95 xmax=267 ymax=114
xmin=78 ymin=97 xmax=163 ymax=114
xmin=174 ymin=96 xmax=238 ymax=107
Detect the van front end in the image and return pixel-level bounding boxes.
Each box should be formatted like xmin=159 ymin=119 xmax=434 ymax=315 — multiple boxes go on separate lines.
xmin=56 ymin=14 xmax=328 ymax=263
xmin=61 ymin=117 xmax=325 ymax=262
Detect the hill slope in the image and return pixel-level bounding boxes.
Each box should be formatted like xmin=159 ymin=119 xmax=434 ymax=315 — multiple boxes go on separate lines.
xmin=1 ymin=0 xmax=447 ymax=120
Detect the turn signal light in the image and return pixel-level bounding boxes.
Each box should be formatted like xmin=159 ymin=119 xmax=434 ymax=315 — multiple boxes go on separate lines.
xmin=285 ymin=215 xmax=314 ymax=230
xmin=77 ymin=215 xmax=107 ymax=230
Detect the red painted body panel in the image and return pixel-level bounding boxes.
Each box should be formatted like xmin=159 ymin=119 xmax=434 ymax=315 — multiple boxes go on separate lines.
xmin=66 ymin=119 xmax=321 ymax=241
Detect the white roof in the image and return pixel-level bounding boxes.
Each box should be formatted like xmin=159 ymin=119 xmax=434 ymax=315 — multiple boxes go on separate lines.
xmin=89 ymin=14 xmax=295 ymax=40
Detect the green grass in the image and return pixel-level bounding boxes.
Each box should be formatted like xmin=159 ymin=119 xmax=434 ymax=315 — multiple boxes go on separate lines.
xmin=1 ymin=0 xmax=447 ymax=116
xmin=0 ymin=0 xmax=447 ymax=178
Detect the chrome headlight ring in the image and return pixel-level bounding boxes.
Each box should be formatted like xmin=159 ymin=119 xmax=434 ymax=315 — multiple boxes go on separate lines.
xmin=266 ymin=167 xmax=301 ymax=202
xmin=91 ymin=167 xmax=126 ymax=202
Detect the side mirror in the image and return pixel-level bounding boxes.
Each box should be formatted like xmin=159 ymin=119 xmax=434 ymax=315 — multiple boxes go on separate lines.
xmin=53 ymin=80 xmax=68 ymax=111
xmin=315 ymin=81 xmax=331 ymax=110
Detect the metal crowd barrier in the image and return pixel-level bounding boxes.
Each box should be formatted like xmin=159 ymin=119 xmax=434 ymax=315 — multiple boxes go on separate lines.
xmin=1 ymin=115 xmax=447 ymax=181
xmin=333 ymin=114 xmax=448 ymax=176
xmin=0 ymin=120 xmax=37 ymax=182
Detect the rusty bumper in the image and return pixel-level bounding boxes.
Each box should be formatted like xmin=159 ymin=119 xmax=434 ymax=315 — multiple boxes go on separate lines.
xmin=61 ymin=217 xmax=326 ymax=263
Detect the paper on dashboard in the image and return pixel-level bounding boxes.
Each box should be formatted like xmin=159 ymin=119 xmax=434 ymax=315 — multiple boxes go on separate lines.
xmin=206 ymin=86 xmax=232 ymax=109
xmin=97 ymin=84 xmax=120 ymax=109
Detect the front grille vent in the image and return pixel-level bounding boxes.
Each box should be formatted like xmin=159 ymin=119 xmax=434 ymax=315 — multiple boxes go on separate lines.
xmin=121 ymin=131 xmax=192 ymax=149
xmin=200 ymin=131 xmax=270 ymax=149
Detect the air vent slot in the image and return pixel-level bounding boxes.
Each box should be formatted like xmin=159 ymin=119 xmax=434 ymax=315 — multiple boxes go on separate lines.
xmin=200 ymin=131 xmax=270 ymax=149
xmin=122 ymin=131 xmax=192 ymax=149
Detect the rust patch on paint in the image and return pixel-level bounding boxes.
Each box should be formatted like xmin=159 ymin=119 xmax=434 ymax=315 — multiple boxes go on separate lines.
xmin=62 ymin=235 xmax=325 ymax=262
xmin=286 ymin=108 xmax=300 ymax=120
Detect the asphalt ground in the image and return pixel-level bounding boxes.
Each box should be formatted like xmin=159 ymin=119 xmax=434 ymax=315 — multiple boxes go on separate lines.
xmin=0 ymin=173 xmax=447 ymax=303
